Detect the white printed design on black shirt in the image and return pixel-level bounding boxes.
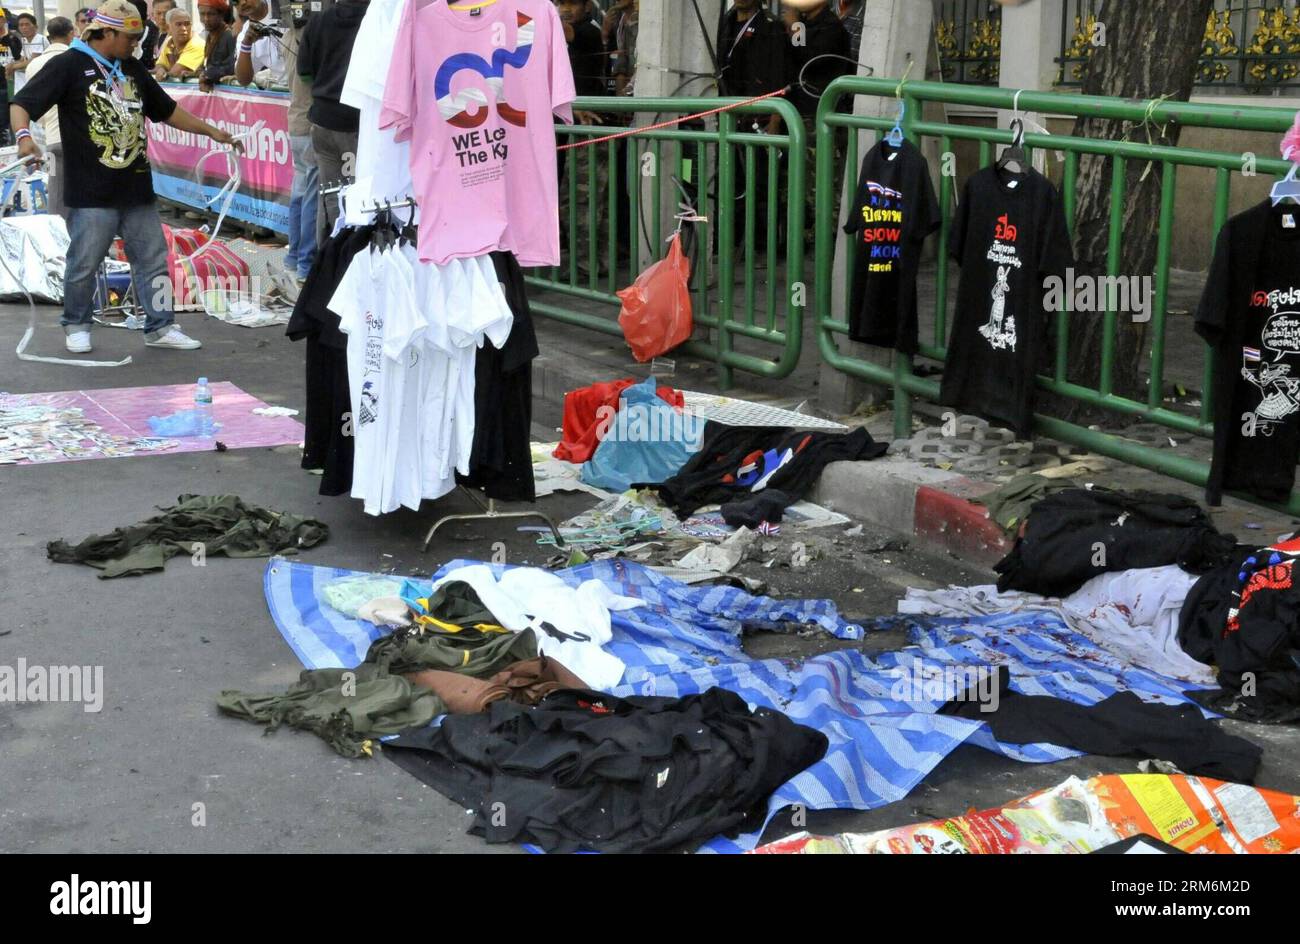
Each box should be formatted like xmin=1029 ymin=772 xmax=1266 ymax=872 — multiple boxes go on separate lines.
xmin=978 ymin=214 xmax=1021 ymax=352
xmin=1242 ymin=290 xmax=1300 ymax=433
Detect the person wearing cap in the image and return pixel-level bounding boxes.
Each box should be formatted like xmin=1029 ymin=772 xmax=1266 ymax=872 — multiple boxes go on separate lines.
xmin=11 ymin=0 xmax=244 ymax=353
xmin=197 ymin=0 xmax=235 ymax=92
xmin=129 ymin=0 xmax=159 ymax=69
xmin=153 ymin=7 xmax=204 ymax=80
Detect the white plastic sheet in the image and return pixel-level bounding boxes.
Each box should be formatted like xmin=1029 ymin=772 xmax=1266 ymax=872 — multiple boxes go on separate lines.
xmin=0 ymin=213 xmax=68 ymax=303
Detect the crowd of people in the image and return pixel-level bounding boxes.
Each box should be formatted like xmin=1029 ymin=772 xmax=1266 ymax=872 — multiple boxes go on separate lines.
xmin=548 ymin=0 xmax=862 ymax=116
xmin=4 ymin=0 xmax=320 ymax=354
xmin=0 ymin=0 xmax=865 ymax=358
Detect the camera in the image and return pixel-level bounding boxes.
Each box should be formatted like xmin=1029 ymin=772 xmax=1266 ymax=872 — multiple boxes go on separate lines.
xmin=248 ymin=19 xmax=284 ymax=38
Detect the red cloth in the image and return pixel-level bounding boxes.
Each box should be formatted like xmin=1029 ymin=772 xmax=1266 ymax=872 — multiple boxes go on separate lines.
xmin=116 ymin=227 xmax=253 ymax=311
xmin=552 ymin=378 xmax=685 ymax=463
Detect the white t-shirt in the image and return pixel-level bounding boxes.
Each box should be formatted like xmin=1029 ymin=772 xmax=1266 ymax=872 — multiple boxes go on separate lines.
xmin=22 ymin=41 xmax=66 ymax=146
xmin=14 ymin=33 xmax=48 ymax=92
xmin=329 ymin=243 xmax=424 ymax=515
xmin=340 ymin=0 xmax=414 ymax=226
xmin=430 ymin=564 xmax=642 ymax=689
xmin=332 ymin=241 xmax=516 ymax=515
xmin=238 ymin=17 xmax=287 ymax=87
xmin=380 ymin=244 xmax=431 ymax=513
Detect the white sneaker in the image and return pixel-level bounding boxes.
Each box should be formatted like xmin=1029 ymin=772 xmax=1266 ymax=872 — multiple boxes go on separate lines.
xmin=65 ymin=330 xmax=92 ymax=353
xmin=145 ymin=326 xmax=202 ymax=350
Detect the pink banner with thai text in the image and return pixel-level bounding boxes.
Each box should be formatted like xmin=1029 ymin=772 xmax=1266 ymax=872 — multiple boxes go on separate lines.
xmin=147 ymin=83 xmax=292 ymax=235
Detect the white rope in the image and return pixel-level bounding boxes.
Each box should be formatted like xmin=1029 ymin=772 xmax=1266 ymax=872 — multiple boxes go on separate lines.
xmin=182 ymin=120 xmax=264 ymax=265
xmin=8 ymin=158 xmax=132 ymax=367
xmin=13 ymin=124 xmax=258 ymax=368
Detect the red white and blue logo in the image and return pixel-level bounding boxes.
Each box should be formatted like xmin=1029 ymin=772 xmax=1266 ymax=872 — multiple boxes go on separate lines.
xmin=435 ymin=13 xmax=533 ymax=129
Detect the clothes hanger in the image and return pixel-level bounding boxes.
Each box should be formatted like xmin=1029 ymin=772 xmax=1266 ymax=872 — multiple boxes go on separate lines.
xmin=997 ymin=117 xmax=1027 ymax=175
xmin=398 ymin=203 xmax=418 ymax=247
xmin=884 ymin=60 xmax=911 ymax=153
xmin=372 ymin=205 xmax=394 ymax=250
xmin=1271 ymin=147 xmax=1300 ymax=206
xmin=885 ymin=99 xmax=904 ymax=150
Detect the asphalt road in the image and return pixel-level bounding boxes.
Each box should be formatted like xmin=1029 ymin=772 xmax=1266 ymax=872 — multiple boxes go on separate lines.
xmin=3 ymin=305 xmax=1299 ymax=853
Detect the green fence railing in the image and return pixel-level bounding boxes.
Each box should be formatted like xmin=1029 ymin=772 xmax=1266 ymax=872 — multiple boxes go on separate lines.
xmin=530 ymin=95 xmax=805 ymax=387
xmin=815 ymin=77 xmax=1300 ymax=513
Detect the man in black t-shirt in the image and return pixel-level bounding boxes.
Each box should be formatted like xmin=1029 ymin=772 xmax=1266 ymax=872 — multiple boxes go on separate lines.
xmin=12 ymin=0 xmax=241 ymax=354
xmin=557 ymin=0 xmax=605 ymax=100
xmin=299 ymin=0 xmax=365 ymax=243
xmin=783 ymin=0 xmax=852 ymax=118
xmin=782 ymin=0 xmax=853 ymax=239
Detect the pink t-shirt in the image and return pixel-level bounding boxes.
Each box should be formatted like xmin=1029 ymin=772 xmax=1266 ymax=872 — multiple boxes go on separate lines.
xmin=380 ymin=0 xmax=576 ymax=267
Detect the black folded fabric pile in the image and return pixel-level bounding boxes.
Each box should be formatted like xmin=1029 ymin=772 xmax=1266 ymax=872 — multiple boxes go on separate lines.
xmin=386 ymin=686 xmax=828 ymax=853
xmin=994 ymin=487 xmax=1238 ymax=597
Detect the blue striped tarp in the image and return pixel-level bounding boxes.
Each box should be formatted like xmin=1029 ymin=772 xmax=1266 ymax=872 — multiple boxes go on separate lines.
xmin=262 ymin=557 xmax=1209 ymax=853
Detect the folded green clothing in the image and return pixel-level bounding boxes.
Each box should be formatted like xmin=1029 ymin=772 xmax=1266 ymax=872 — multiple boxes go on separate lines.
xmin=366 ymin=626 xmax=539 ymax=677
xmin=218 ymin=629 xmax=539 ymax=757
xmin=218 ymin=666 xmax=445 ymax=759
xmin=47 ymin=494 xmax=329 ymax=578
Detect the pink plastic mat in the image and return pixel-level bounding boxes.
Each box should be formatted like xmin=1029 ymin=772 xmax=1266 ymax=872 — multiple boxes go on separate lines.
xmin=0 ymin=382 xmax=303 ymax=465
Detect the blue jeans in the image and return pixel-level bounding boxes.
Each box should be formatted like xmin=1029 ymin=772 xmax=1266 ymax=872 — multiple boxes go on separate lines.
xmin=285 ymin=134 xmax=319 ymax=279
xmin=63 ymin=203 xmax=173 ymax=336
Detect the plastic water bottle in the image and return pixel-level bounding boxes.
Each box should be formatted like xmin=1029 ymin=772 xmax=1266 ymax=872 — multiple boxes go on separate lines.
xmin=194 ymin=377 xmax=214 ymax=437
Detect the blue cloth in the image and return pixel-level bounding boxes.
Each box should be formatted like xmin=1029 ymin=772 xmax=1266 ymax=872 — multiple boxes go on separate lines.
xmin=262 ymin=557 xmax=1210 ymax=853
xmin=70 ymin=39 xmax=126 ymax=85
xmin=579 ymin=376 xmax=704 ymax=492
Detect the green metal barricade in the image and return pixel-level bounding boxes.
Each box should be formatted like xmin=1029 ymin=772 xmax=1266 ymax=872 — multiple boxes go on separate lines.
xmin=815 ymin=77 xmax=1300 ymax=512
xmin=532 ymin=95 xmax=805 ymax=386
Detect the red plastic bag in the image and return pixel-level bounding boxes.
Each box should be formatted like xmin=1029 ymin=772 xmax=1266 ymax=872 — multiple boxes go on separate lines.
xmin=617 ymin=232 xmax=693 ymax=362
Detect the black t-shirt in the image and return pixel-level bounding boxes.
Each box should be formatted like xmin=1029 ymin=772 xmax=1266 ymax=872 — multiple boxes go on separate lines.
xmin=299 ymin=0 xmax=366 ymax=132
xmin=788 ymin=9 xmax=852 ymax=116
xmin=844 ymin=138 xmax=939 ymax=352
xmin=938 ymin=165 xmax=1072 ymax=437
xmin=717 ymin=8 xmax=787 ymax=99
xmin=0 ymin=33 xmax=21 ymax=99
xmin=14 ymin=48 xmax=176 ymax=208
xmin=1197 ymin=201 xmax=1300 ymax=502
xmin=456 ymin=250 xmax=538 ymax=502
xmin=568 ymin=19 xmax=604 ymax=98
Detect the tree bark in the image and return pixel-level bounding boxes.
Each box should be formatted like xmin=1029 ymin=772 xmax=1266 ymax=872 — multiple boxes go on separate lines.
xmin=1054 ymin=0 xmax=1214 ymax=425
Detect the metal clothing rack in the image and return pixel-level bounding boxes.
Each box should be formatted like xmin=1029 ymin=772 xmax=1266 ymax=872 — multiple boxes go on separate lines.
xmin=347 ymin=193 xmax=565 ymax=549
xmin=423 ymin=489 xmax=565 ymax=550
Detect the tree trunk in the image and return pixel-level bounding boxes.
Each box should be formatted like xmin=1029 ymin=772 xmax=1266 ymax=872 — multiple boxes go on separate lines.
xmin=1054 ymin=0 xmax=1214 ymax=425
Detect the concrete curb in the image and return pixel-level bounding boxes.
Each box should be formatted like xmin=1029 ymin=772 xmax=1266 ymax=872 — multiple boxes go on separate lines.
xmin=810 ymin=455 xmax=1011 ymax=567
